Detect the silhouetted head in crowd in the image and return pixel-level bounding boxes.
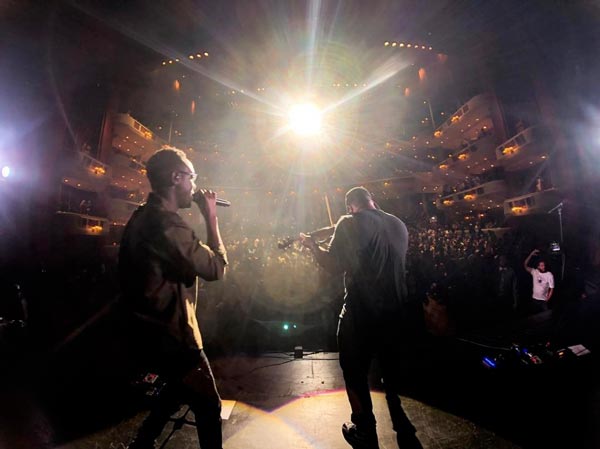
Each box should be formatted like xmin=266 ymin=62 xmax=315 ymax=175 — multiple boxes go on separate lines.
xmin=499 ymin=255 xmax=509 ymax=268
xmin=146 ymin=146 xmax=197 ymax=210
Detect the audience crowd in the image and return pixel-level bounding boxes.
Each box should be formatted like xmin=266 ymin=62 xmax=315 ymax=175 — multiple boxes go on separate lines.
xmin=3 ymin=198 xmax=598 ymax=355
xmin=197 ymin=213 xmax=557 ymax=351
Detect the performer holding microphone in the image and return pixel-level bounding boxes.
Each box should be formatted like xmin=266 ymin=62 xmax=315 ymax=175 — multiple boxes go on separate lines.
xmin=119 ymin=146 xmax=227 ymax=449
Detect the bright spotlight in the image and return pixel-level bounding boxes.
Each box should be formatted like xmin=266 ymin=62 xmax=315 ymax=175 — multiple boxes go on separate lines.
xmin=288 ymin=103 xmax=322 ymax=136
xmin=1 ymin=166 xmax=10 ymax=178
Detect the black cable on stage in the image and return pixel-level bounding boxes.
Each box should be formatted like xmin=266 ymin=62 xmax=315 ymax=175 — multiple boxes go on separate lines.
xmin=456 ymin=337 xmax=512 ymax=352
xmin=222 ymin=352 xmax=340 ymax=379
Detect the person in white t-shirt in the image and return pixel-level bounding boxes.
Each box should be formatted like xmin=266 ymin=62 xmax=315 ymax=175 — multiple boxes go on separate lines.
xmin=523 ymin=249 xmax=554 ymax=314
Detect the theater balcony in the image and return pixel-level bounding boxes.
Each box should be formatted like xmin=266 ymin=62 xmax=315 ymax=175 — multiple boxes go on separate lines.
xmin=53 ymin=211 xmax=109 ymax=237
xmin=108 ymin=151 xmax=150 ymax=193
xmin=61 ymin=151 xmax=111 ymax=193
xmin=432 ymin=93 xmax=498 ymax=149
xmin=413 ymin=172 xmax=443 ymax=194
xmin=112 ymin=113 xmax=165 ymax=162
xmin=436 ymin=179 xmax=507 ymax=211
xmin=56 ymin=178 xmax=109 ymax=237
xmin=106 ymin=197 xmax=141 ymax=226
xmin=503 ymin=188 xmax=562 ymax=217
xmin=434 ymin=134 xmax=498 ymax=177
xmin=495 ymin=126 xmax=548 ymax=171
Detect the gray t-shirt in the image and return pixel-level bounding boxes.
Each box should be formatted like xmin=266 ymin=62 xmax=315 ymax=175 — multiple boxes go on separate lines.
xmin=328 ymin=209 xmax=409 ymax=315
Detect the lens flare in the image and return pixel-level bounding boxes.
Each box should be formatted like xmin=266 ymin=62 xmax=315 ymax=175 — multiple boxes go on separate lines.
xmin=1 ymin=166 xmax=10 ymax=178
xmin=288 ymin=103 xmax=322 ymax=136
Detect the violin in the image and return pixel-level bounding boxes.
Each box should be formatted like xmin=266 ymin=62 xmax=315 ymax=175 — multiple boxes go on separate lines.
xmin=277 ymin=225 xmax=335 ymax=250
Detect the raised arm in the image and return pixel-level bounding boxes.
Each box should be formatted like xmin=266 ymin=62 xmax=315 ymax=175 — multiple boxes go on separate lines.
xmin=162 ymin=189 xmax=228 ymax=283
xmin=523 ymin=249 xmax=539 ymax=273
xmin=194 ymin=189 xmax=225 ymax=253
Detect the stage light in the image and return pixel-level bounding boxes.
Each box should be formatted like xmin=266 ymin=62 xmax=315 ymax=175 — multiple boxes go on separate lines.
xmin=1 ymin=166 xmax=10 ymax=178
xmin=288 ymin=103 xmax=322 ymax=136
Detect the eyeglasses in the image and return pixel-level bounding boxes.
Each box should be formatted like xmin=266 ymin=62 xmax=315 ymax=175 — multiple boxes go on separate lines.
xmin=177 ymin=171 xmax=198 ymax=181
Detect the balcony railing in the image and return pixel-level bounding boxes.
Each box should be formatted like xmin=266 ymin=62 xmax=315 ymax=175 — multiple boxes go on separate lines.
xmin=107 ymin=197 xmax=141 ymax=225
xmin=54 ymin=211 xmax=110 ymax=236
xmin=504 ymin=188 xmax=561 ymax=217
xmin=109 ymin=151 xmax=149 ymax=191
xmin=62 ymin=151 xmax=111 ymax=192
xmin=110 ymin=149 xmax=147 ymax=174
xmin=115 ymin=113 xmax=156 ymax=141
xmin=495 ymin=127 xmax=546 ymax=170
xmin=80 ymin=152 xmax=109 ymax=176
xmin=433 ymin=94 xmax=493 ymax=135
xmin=437 ymin=179 xmax=507 ymax=209
xmin=436 ymin=134 xmax=497 ymax=175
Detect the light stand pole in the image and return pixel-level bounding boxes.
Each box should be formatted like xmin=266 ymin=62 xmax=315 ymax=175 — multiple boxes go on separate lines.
xmin=548 ymin=201 xmax=565 ymax=280
xmin=426 ymin=98 xmax=436 ymax=131
xmin=168 ymin=111 xmax=174 ymax=145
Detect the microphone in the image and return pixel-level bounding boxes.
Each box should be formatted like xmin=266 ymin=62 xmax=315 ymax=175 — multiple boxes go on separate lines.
xmin=547 ymin=201 xmax=563 ymax=214
xmin=193 ymin=191 xmax=231 ymax=207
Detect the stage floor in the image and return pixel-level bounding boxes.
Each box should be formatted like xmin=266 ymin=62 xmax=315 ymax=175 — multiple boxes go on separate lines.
xmin=1 ymin=345 xmax=598 ymax=449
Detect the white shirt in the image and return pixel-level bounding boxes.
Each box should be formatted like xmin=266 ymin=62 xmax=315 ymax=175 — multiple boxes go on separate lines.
xmin=530 ymin=268 xmax=554 ymax=301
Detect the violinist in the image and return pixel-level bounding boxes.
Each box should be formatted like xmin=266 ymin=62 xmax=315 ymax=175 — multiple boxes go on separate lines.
xmin=300 ymin=186 xmax=423 ymax=449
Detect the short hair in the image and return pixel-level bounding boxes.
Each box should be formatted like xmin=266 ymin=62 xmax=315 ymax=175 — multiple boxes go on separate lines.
xmin=146 ymin=146 xmax=190 ymax=190
xmin=345 ymin=186 xmax=372 ymax=208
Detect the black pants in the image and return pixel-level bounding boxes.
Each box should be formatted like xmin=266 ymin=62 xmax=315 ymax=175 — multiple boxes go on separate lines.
xmin=529 ymin=298 xmax=549 ymax=315
xmin=337 ymin=303 xmax=417 ymax=437
xmin=132 ymin=349 xmax=222 ymax=449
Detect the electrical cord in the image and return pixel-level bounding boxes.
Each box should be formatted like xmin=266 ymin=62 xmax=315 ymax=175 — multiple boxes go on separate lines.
xmin=225 ymin=358 xmax=297 ymax=379
xmin=456 ymin=337 xmax=512 ymax=352
xmin=223 ymin=352 xmax=340 ymax=379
